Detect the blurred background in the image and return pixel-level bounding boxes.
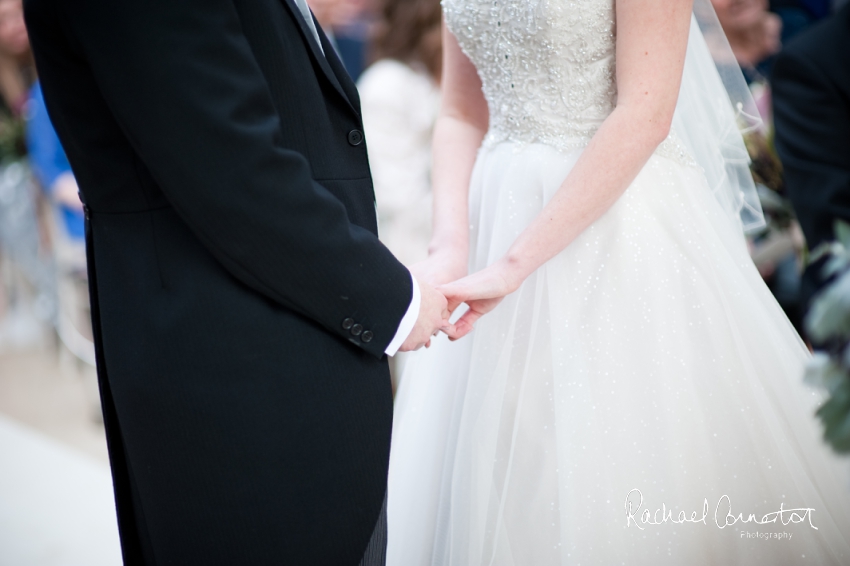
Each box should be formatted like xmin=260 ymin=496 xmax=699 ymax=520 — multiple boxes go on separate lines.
xmin=1 ymin=0 xmax=848 ymax=563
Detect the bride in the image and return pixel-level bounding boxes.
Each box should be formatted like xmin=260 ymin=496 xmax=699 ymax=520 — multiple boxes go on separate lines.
xmin=386 ymin=0 xmax=850 ymax=564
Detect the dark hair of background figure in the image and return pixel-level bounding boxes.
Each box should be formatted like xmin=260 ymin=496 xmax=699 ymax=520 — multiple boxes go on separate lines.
xmin=369 ymin=0 xmax=443 ymax=81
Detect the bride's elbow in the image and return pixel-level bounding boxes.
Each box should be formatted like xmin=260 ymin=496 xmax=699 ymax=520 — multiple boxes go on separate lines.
xmin=646 ymin=111 xmax=674 ymax=147
xmin=616 ymin=101 xmax=675 ymax=148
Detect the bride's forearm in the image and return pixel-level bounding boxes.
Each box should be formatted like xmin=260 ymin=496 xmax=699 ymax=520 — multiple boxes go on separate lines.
xmin=503 ymin=105 xmax=671 ymax=282
xmin=439 ymin=107 xmax=679 ymax=340
xmin=496 ymin=0 xmax=691 ymax=286
xmin=424 ymin=20 xmax=490 ymax=276
xmin=428 ymin=113 xmax=485 ymax=259
xmin=437 ymin=0 xmax=693 ymax=338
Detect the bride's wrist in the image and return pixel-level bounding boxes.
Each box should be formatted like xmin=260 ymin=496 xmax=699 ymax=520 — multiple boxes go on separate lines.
xmin=427 ymin=239 xmax=468 ymax=264
xmin=498 ymin=252 xmax=535 ymax=292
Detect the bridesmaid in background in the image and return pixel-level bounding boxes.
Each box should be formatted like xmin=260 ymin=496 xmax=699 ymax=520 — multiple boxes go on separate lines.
xmin=358 ymin=0 xmax=442 ymax=386
xmin=358 ymin=0 xmax=442 ymax=269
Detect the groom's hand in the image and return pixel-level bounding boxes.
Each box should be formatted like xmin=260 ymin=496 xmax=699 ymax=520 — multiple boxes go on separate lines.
xmin=398 ymin=278 xmax=453 ymax=352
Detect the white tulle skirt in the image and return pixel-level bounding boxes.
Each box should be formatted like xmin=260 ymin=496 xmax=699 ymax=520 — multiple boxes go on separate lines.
xmin=387 ymin=141 xmax=850 ymax=565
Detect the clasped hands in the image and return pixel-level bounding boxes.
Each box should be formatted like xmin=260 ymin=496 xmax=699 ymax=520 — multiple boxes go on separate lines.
xmin=398 ymin=252 xmax=523 ymax=352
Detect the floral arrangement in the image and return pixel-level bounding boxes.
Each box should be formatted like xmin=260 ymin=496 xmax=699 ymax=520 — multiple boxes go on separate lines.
xmin=803 ymin=220 xmax=850 ymax=455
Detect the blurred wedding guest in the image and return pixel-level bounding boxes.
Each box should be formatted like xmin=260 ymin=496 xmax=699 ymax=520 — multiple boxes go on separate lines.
xmin=712 ymin=0 xmax=783 ymax=82
xmin=712 ymin=0 xmax=809 ymax=329
xmin=26 ymin=81 xmax=85 ymax=245
xmin=357 ymin=0 xmax=441 ymax=268
xmin=0 ymin=0 xmax=54 ymax=331
xmin=772 ymin=2 xmax=850 ymax=315
xmin=308 ymin=0 xmax=372 ymax=81
xmin=0 ymin=0 xmax=33 ymax=112
xmin=770 ymin=0 xmax=831 ymax=40
xmin=27 ymin=80 xmax=92 ymax=370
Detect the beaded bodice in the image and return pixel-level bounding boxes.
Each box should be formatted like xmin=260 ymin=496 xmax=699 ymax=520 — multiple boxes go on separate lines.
xmin=442 ymin=0 xmax=694 ymax=165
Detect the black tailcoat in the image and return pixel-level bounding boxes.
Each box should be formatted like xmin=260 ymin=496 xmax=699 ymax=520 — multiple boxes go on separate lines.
xmin=23 ymin=0 xmax=412 ymax=563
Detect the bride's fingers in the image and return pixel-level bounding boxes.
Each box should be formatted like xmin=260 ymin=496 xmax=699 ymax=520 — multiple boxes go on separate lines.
xmin=436 ymin=286 xmax=466 ymax=314
xmin=441 ymin=325 xmax=462 ymax=340
xmin=445 ymin=295 xmax=508 ymax=340
xmin=447 ymin=320 xmax=474 ymax=341
xmin=440 ymin=283 xmax=479 ymax=311
xmin=439 ymin=276 xmax=502 ymax=306
xmin=446 ymin=309 xmax=483 ymax=341
xmin=445 ymin=297 xmax=465 ymax=314
xmin=436 ymin=279 xmax=469 ymax=297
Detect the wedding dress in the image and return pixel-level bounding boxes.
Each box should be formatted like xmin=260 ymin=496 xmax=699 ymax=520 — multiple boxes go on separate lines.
xmin=386 ymin=0 xmax=850 ymax=564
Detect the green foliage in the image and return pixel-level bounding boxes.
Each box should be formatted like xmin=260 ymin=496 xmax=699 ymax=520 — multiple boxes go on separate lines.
xmin=805 ymin=220 xmax=850 ymax=454
xmin=815 ymin=379 xmax=850 ymax=454
xmin=806 ymin=271 xmax=850 ymax=342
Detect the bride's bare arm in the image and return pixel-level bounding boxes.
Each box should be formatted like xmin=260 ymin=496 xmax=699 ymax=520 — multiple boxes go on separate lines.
xmin=442 ymin=0 xmax=693 ymax=337
xmin=412 ymin=22 xmax=488 ymax=285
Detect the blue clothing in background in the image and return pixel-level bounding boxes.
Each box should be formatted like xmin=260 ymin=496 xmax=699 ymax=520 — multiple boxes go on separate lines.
xmin=772 ymin=0 xmax=833 ymax=19
xmin=334 ymin=34 xmax=366 ymax=82
xmin=771 ymin=0 xmax=833 ymax=44
xmin=801 ymin=0 xmax=833 ymax=18
xmin=26 ymin=81 xmax=85 ymax=240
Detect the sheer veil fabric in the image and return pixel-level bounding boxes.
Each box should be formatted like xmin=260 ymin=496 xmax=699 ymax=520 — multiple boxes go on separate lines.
xmin=387 ymin=0 xmax=850 ymax=564
xmin=676 ymin=0 xmax=766 ymax=235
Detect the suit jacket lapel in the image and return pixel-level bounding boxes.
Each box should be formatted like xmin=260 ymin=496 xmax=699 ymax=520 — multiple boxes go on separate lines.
xmin=315 ymin=25 xmax=361 ymax=113
xmin=279 ymin=0 xmax=357 ymax=115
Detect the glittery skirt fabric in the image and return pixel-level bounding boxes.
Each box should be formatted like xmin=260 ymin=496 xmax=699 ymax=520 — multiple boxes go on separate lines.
xmin=387 ymin=141 xmax=850 ymax=565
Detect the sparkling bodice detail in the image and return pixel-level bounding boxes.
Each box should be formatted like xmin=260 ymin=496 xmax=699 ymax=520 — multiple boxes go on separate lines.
xmin=442 ymin=0 xmax=695 ymax=166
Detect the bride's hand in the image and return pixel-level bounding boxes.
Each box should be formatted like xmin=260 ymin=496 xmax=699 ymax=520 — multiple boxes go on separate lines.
xmin=409 ymin=247 xmax=468 ymax=287
xmin=438 ymin=257 xmax=524 ymax=340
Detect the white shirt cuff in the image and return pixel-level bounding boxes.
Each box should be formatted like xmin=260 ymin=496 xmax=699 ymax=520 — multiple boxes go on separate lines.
xmin=384 ymin=272 xmax=420 ymax=356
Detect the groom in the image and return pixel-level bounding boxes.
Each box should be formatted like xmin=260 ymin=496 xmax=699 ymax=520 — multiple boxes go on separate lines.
xmin=23 ymin=0 xmax=450 ymax=564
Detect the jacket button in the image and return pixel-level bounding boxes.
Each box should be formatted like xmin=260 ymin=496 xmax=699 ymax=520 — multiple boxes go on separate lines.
xmin=361 ymin=330 xmax=373 ymax=343
xmin=347 ymin=129 xmax=363 ymax=146
xmin=350 ymin=323 xmax=363 ymax=337
xmin=342 ymin=318 xmax=354 ymax=330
